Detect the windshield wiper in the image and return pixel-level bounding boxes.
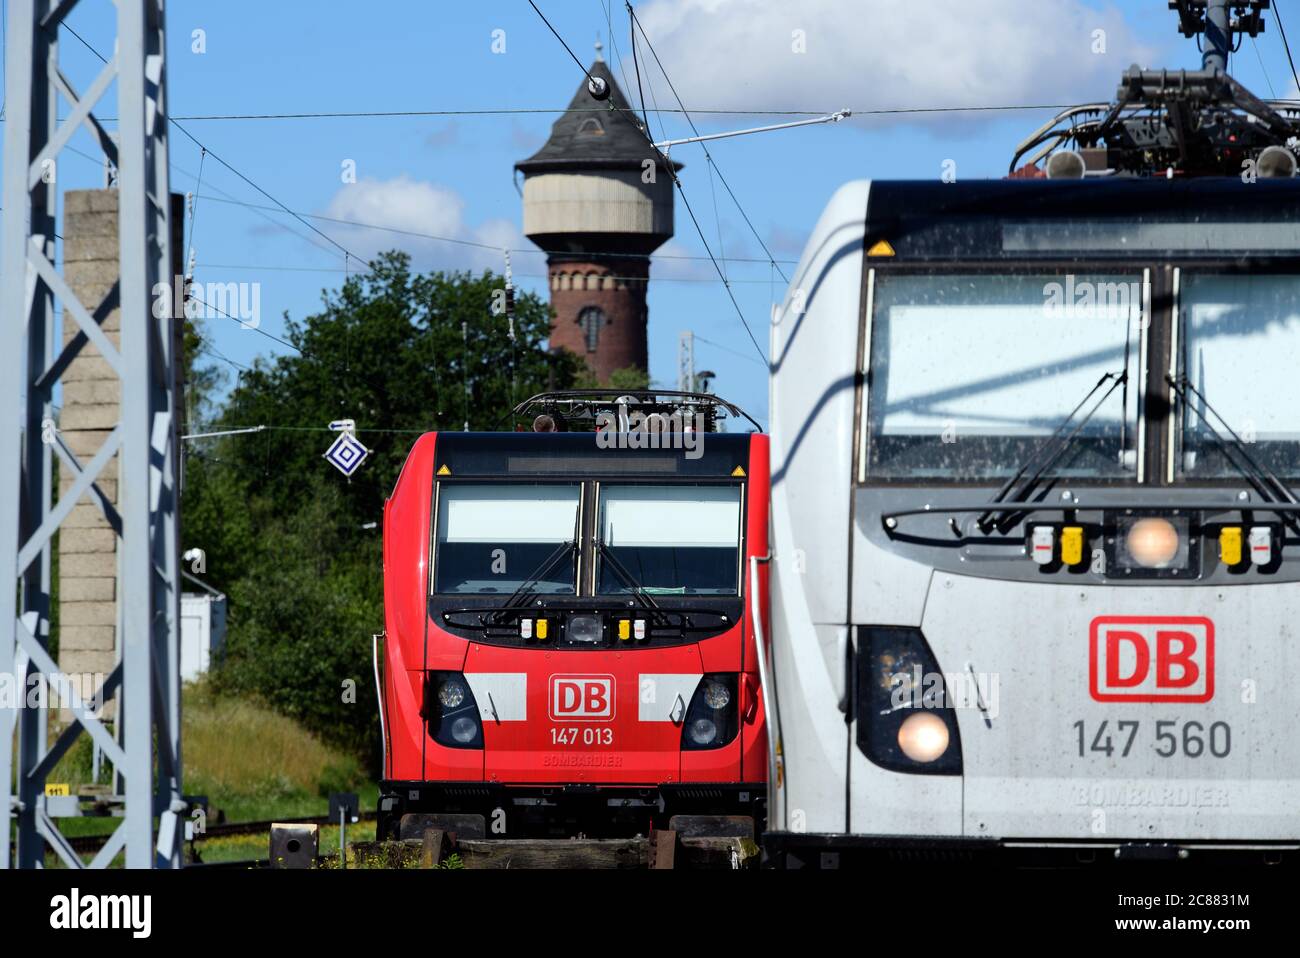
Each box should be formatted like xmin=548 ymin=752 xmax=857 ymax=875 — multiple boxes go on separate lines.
xmin=487 ymin=537 xmax=579 ymax=623
xmin=977 ymin=368 xmax=1129 ymax=533
xmin=1167 ymin=373 xmax=1300 ymax=524
xmin=488 ymin=508 xmax=582 ymax=622
xmin=594 ymin=540 xmax=663 ymax=616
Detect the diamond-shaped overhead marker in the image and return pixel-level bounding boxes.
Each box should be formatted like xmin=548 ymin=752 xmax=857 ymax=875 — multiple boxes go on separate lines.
xmin=324 ymin=432 xmax=370 ymax=477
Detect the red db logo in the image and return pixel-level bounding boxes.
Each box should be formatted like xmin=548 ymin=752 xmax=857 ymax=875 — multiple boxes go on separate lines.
xmin=1089 ymin=616 xmax=1214 ymax=703
xmin=549 ymin=675 xmax=615 ymax=721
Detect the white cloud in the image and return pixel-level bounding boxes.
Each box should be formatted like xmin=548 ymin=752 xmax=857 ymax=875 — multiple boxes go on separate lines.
xmin=320 ymin=175 xmax=522 ymax=274
xmin=635 ymin=0 xmax=1158 ymax=118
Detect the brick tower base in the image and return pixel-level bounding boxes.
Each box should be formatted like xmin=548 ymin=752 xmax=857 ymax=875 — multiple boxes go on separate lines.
xmin=547 ymin=256 xmax=648 ymax=384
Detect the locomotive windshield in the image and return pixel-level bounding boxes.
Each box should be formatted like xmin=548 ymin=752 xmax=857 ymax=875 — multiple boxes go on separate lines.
xmin=865 ymin=272 xmax=1142 ymax=481
xmin=1178 ymin=273 xmax=1300 ymax=479
xmin=433 ymin=483 xmax=580 ymax=594
xmin=595 ymin=484 xmax=742 ymax=595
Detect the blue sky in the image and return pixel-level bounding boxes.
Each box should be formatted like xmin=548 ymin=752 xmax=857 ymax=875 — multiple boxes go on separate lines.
xmin=9 ymin=0 xmax=1299 ymax=428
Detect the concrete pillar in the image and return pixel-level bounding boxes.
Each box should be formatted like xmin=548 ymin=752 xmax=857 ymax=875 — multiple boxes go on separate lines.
xmin=58 ymin=190 xmax=123 ymax=718
xmin=56 ymin=189 xmax=185 ymax=721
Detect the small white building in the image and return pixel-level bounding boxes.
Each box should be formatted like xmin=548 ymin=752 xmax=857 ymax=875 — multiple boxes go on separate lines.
xmin=181 ymin=590 xmax=227 ymax=682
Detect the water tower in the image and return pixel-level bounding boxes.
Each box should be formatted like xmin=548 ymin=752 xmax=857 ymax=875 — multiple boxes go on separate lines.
xmin=516 ymin=44 xmax=680 ymax=383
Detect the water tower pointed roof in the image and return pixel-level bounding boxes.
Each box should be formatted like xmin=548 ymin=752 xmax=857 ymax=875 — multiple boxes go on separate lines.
xmin=515 ymin=59 xmax=682 ymax=175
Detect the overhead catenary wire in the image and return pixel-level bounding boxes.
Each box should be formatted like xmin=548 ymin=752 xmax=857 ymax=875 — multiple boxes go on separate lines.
xmin=171 ymin=162 xmax=344 ymax=260
xmin=626 ymin=0 xmax=655 ymax=139
xmin=185 ymin=423 xmax=435 ymax=437
xmin=189 ymin=192 xmax=799 ymax=265
xmin=1252 ymin=35 xmax=1279 ymax=97
xmin=192 ymin=261 xmax=789 ymax=284
xmin=96 ymin=104 xmax=1119 ymax=121
xmin=25 ymin=20 xmax=1298 ymax=125
xmin=693 ymin=332 xmax=769 ymax=366
xmin=53 ymin=19 xmax=412 ymax=413
xmin=1274 ymin=0 xmax=1300 ymax=93
xmin=628 ymin=4 xmax=789 ymax=285
xmin=59 ymin=19 xmax=369 ymax=272
xmin=182 ymin=147 xmax=207 ymax=296
xmin=527 ymin=0 xmax=609 ymax=100
xmin=617 ymin=3 xmax=768 ymax=364
xmin=189 ymin=292 xmax=303 ymax=355
xmin=603 ymin=0 xmax=664 ymax=143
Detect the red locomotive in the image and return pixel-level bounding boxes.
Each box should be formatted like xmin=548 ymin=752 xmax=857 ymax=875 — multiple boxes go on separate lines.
xmin=375 ymin=391 xmax=769 ymax=839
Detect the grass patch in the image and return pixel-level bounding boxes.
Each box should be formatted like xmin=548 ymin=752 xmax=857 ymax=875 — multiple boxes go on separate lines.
xmin=25 ymin=679 xmax=377 ymax=863
xmin=181 ymin=679 xmax=370 ymax=822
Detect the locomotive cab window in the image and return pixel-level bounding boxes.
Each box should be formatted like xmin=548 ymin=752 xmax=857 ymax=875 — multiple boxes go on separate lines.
xmin=433 ymin=483 xmax=580 ymax=595
xmin=595 ymin=484 xmax=742 ymax=595
xmin=864 ymin=272 xmax=1143 ymax=481
xmin=1177 ymin=273 xmax=1300 ymax=479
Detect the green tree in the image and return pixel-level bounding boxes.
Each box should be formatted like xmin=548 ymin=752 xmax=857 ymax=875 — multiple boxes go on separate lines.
xmin=183 ymin=253 xmax=579 ymax=760
xmin=573 ymin=365 xmax=651 ymax=390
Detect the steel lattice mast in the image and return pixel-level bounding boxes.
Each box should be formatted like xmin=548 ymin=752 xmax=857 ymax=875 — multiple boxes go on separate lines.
xmin=0 ymin=0 xmax=182 ymax=869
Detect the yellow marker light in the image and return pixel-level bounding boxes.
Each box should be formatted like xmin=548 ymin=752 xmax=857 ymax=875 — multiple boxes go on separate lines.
xmin=731 ymin=465 xmax=746 ymax=477
xmin=1220 ymin=526 xmax=1243 ymax=566
xmin=436 ymin=464 xmax=451 ymax=476
xmin=535 ymin=618 xmax=549 ymax=641
xmin=867 ymin=239 xmax=896 ymax=257
xmin=617 ymin=619 xmax=631 ymax=641
xmin=1060 ymin=526 xmax=1084 ymax=566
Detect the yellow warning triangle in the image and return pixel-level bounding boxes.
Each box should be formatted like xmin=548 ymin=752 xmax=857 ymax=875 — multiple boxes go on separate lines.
xmin=866 ymin=239 xmax=895 ymax=257
xmin=436 ymin=464 xmax=451 ymax=476
xmin=731 ymin=466 xmax=746 ymax=477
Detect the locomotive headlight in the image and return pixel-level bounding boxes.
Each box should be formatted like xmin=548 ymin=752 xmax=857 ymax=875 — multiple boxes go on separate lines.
xmin=702 ymin=681 xmax=731 ymax=709
xmin=860 ymin=627 xmax=962 ymax=775
xmin=688 ymin=718 xmax=718 ymax=745
xmin=427 ymin=671 xmax=483 ymax=749
xmin=1125 ymin=517 xmax=1181 ymax=568
xmin=438 ymin=678 xmax=467 ymax=709
xmin=681 ymin=674 xmax=739 ymax=750
xmin=897 ymin=711 xmax=950 ymax=764
xmin=567 ymin=614 xmax=602 ymax=644
xmin=1110 ymin=514 xmax=1196 ymax=578
xmin=450 ymin=716 xmax=480 ymax=744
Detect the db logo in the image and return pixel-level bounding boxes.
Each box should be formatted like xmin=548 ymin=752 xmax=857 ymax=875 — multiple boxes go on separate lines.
xmin=549 ymin=675 xmax=615 ymax=721
xmin=1089 ymin=616 xmax=1214 ymax=703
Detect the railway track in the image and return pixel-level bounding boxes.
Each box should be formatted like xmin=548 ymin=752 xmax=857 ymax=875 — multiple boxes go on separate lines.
xmin=62 ymin=813 xmax=753 ymax=869
xmin=66 ymin=811 xmax=377 ymax=856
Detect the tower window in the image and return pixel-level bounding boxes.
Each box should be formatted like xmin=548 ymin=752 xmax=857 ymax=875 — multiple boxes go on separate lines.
xmin=578 ymin=306 xmax=607 ymax=353
xmin=577 ymin=117 xmax=605 ymax=136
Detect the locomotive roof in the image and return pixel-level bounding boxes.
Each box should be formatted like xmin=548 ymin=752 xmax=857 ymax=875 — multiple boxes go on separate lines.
xmin=430 ymin=431 xmax=755 ymax=479
xmin=863 ymin=177 xmax=1300 ymax=261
